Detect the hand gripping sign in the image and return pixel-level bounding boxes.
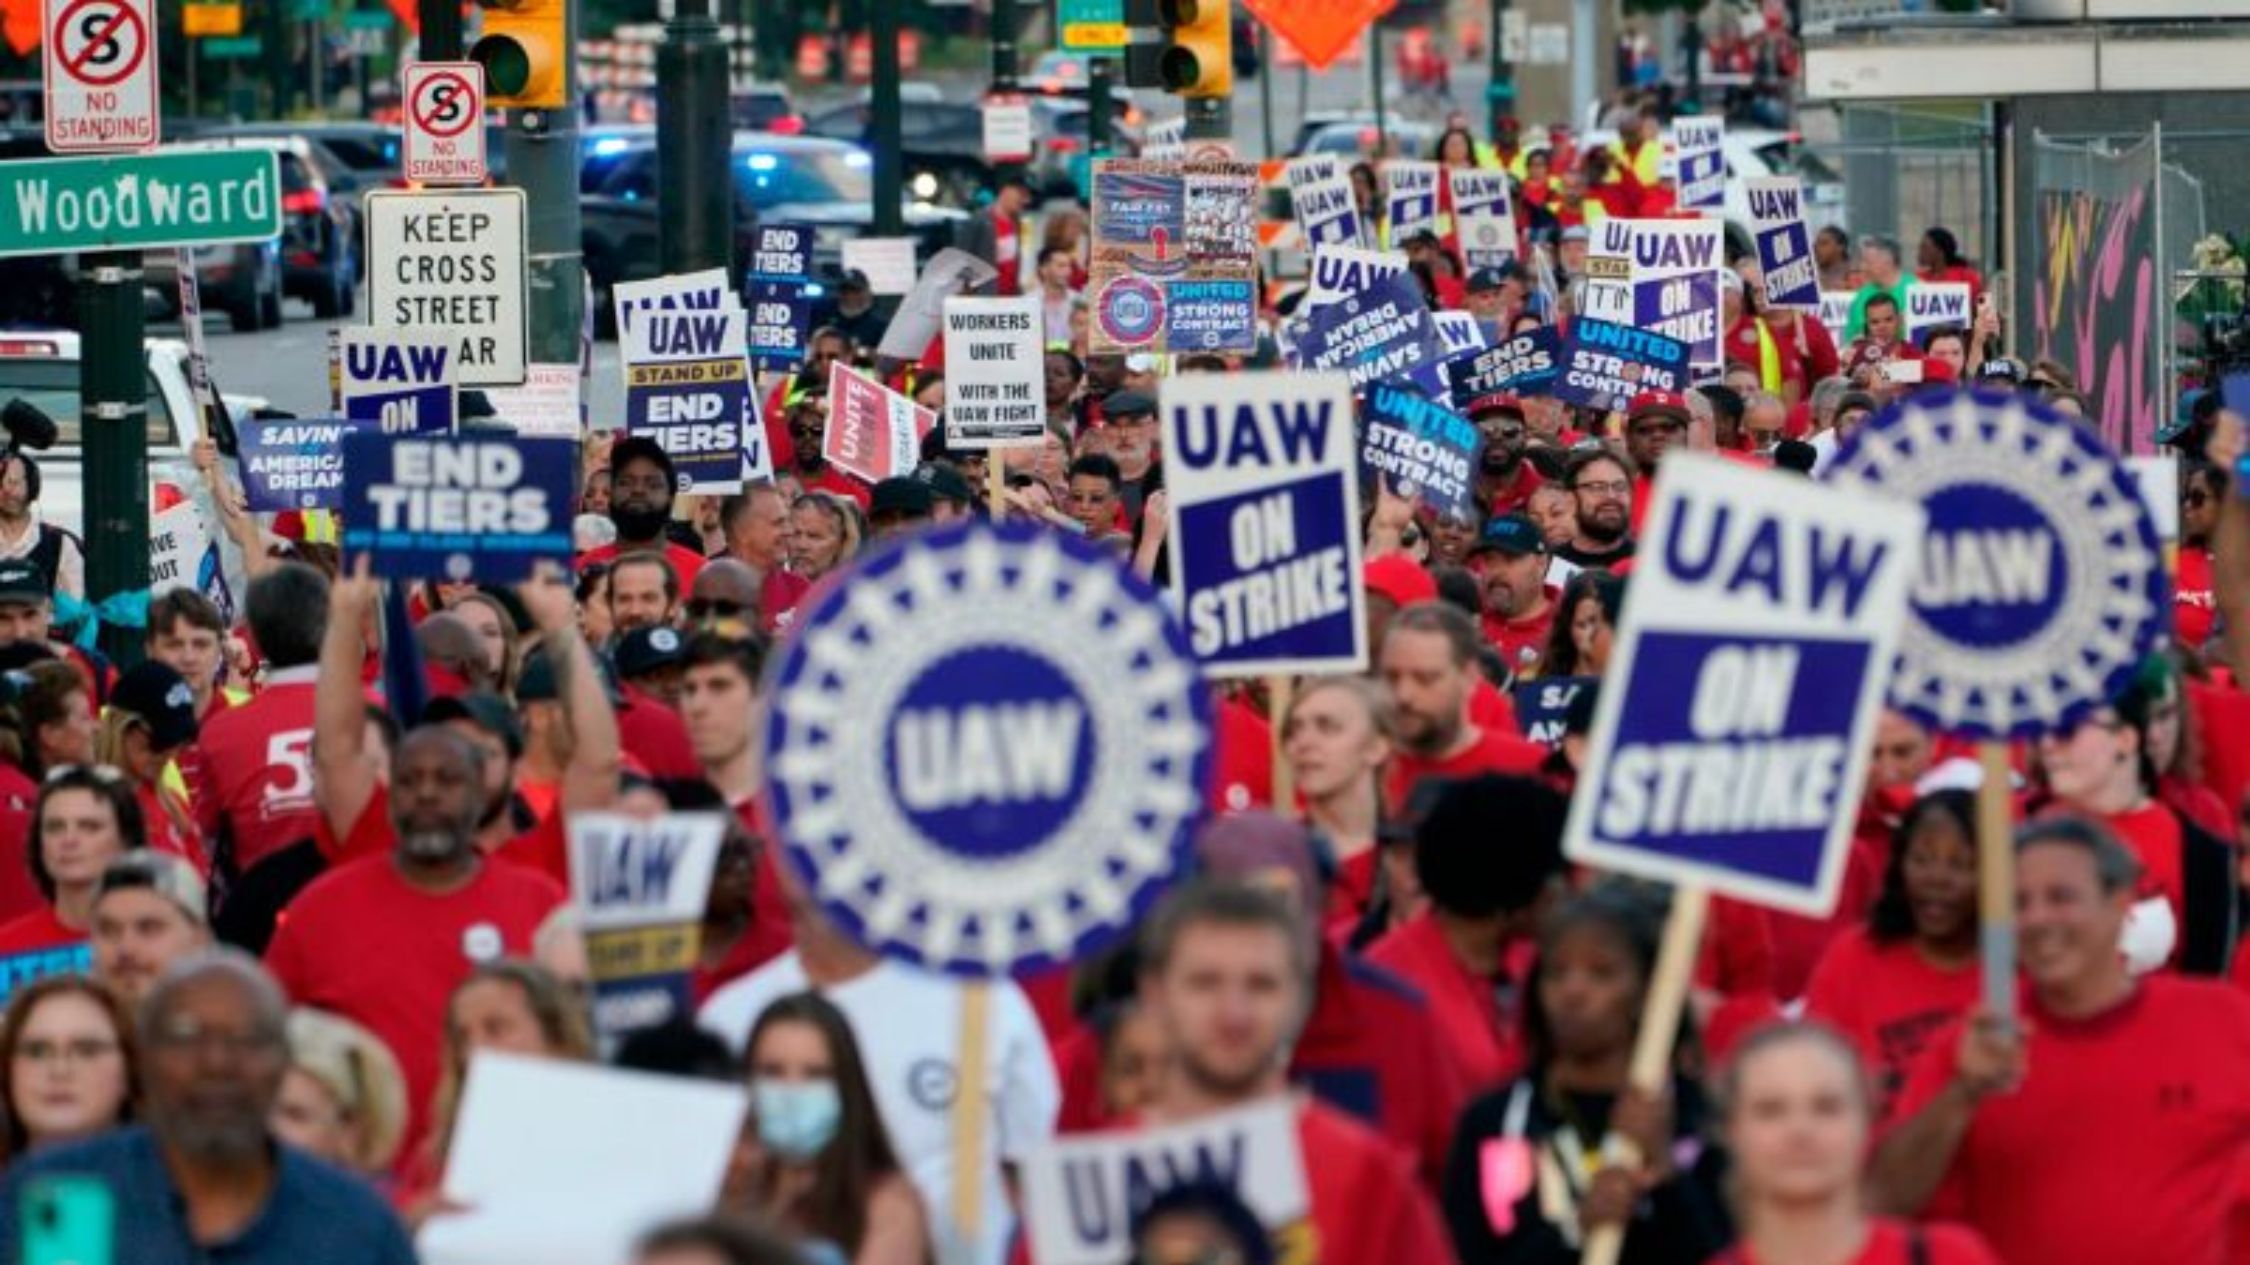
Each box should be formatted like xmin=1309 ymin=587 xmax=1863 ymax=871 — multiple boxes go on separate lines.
xmin=761 ymin=519 xmax=1214 ymax=978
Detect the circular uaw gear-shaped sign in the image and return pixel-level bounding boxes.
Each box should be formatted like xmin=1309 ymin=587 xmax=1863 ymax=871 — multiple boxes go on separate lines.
xmin=1825 ymin=387 xmax=2164 ymax=740
xmin=762 ymin=520 xmax=1214 ymax=977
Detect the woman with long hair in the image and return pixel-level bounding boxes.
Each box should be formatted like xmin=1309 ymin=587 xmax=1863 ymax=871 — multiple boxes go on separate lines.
xmin=727 ymin=992 xmax=928 ymax=1265
xmin=1538 ymin=573 xmax=1621 ymax=679
xmin=1803 ymin=792 xmax=1982 ymax=1123
xmin=409 ymin=960 xmax=594 ymax=1212
xmin=1714 ymin=1023 xmax=1997 ymax=1264
xmin=1282 ymin=676 xmax=1398 ymax=932
xmin=95 ymin=660 xmax=205 ymax=877
xmin=0 ymin=766 xmax=144 ymax=955
xmin=0 ymin=975 xmax=136 ymax=1165
xmin=789 ymin=493 xmax=863 ymax=583
xmin=1441 ymin=883 xmax=1729 ymax=1264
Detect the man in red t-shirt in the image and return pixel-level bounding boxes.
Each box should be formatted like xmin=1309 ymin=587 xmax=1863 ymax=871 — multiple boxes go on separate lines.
xmin=606 ymin=550 xmax=681 ymax=636
xmin=1378 ymin=602 xmax=1545 ymax=812
xmin=1137 ymin=882 xmax=1456 ymax=1262
xmin=1871 ymin=817 xmax=2250 ymax=1265
xmin=192 ymin=563 xmax=331 ymax=879
xmin=716 ymin=485 xmax=810 ymax=634
xmin=577 ymin=437 xmax=707 ymax=592
xmin=678 ymin=631 xmax=791 ymax=985
xmin=1466 ymin=514 xmax=1558 ymax=681
xmin=1465 ymin=395 xmax=1543 ymax=516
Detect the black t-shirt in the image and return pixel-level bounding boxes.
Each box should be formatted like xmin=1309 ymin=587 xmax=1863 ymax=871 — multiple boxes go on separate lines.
xmin=1555 ymin=538 xmax=1637 ymax=571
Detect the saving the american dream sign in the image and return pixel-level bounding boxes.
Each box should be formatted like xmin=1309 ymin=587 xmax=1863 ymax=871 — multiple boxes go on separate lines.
xmin=761 ymin=520 xmax=1213 ymax=977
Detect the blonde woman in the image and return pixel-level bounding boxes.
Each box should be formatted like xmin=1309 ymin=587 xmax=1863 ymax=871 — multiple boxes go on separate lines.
xmin=274 ymin=1007 xmax=410 ymax=1181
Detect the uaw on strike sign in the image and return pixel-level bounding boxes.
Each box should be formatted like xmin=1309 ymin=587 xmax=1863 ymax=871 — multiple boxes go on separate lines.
xmin=42 ymin=0 xmax=158 ymax=153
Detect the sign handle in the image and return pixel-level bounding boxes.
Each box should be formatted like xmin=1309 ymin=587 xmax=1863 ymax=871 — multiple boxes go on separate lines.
xmin=1581 ymin=883 xmax=1708 ymax=1265
xmin=1977 ymin=741 xmax=2016 ymax=1020
xmin=1268 ymin=674 xmax=1294 ymax=810
xmin=949 ymin=980 xmax=992 ymax=1245
xmin=986 ymin=456 xmax=1006 ymax=520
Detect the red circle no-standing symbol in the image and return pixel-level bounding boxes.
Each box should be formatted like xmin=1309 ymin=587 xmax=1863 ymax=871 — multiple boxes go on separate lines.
xmin=54 ymin=0 xmax=145 ymax=89
xmin=412 ymin=70 xmax=478 ymax=139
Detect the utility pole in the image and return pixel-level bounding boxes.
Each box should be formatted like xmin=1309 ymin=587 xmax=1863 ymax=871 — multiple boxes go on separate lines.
xmin=990 ymin=0 xmax=1024 ymax=187
xmin=657 ymin=0 xmax=733 ymax=274
xmin=1257 ymin=27 xmax=1273 ymax=158
xmin=1369 ymin=19 xmax=1385 ymax=155
xmin=1088 ymin=55 xmax=1114 ymax=165
xmin=421 ymin=0 xmax=462 ymax=61
xmin=1488 ymin=0 xmax=1512 ymax=142
xmin=510 ymin=97 xmax=586 ymax=365
xmin=79 ymin=252 xmax=146 ymax=665
xmin=870 ymin=1 xmax=902 ymax=234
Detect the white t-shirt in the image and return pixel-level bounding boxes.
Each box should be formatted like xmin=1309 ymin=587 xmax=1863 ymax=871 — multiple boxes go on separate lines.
xmin=701 ymin=952 xmax=1060 ymax=1265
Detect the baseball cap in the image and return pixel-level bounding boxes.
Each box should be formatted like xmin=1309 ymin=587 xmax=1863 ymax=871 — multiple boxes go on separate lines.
xmin=610 ymin=436 xmax=678 ymax=492
xmin=1466 ymin=268 xmax=1510 ymax=294
xmin=1122 ymin=353 xmax=1162 ymax=376
xmin=2159 ymin=387 xmax=2212 ymax=446
xmin=1105 ymin=388 xmax=1158 ymax=419
xmin=837 ymin=268 xmax=872 ymax=292
xmin=109 ymin=660 xmax=198 ymax=754
xmin=914 ymin=462 xmax=975 ymax=506
xmin=1402 ymin=228 xmax=1444 ymax=249
xmin=1559 ymin=225 xmax=1591 ymax=244
xmin=869 ymin=477 xmax=935 ymax=520
xmin=1975 ymin=356 xmax=2027 ymax=385
xmin=1627 ymin=390 xmax=1693 ymax=423
xmin=1465 ymin=392 xmax=1528 ymax=420
xmin=1468 ymin=513 xmax=1547 ymax=558
xmin=94 ymin=849 xmax=208 ymax=928
xmin=422 ymin=690 xmax=527 ymax=760
xmin=613 ymin=625 xmax=687 ymax=682
xmin=0 ymin=560 xmax=44 ymax=608
xmin=1362 ymin=555 xmax=1438 ymax=608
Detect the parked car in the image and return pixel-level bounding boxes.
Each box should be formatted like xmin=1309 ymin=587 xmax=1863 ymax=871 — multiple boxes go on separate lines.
xmin=166 ymin=136 xmax=358 ymax=319
xmin=194 ymin=122 xmax=401 ymax=273
xmin=805 ymin=98 xmax=989 ymax=206
xmin=1295 ymin=118 xmax=1443 ymax=161
xmin=731 ymin=82 xmax=804 ymax=134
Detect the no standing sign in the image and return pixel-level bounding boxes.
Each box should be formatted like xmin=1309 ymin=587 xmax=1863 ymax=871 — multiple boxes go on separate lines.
xmin=41 ymin=0 xmax=157 ymax=153
xmin=403 ymin=62 xmax=487 ymax=186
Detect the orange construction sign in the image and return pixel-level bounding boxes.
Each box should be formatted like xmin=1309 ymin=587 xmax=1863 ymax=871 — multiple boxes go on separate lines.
xmin=1245 ymin=0 xmax=1395 ymax=71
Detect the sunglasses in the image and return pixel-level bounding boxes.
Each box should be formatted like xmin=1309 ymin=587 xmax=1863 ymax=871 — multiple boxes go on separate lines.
xmin=684 ymin=597 xmax=746 ymax=620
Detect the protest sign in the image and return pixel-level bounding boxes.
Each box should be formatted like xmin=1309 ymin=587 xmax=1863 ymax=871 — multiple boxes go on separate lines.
xmin=482 ymin=363 xmax=584 ymax=439
xmin=612 ymin=267 xmax=732 ymax=336
xmin=340 ymin=433 xmax=574 ymax=582
xmin=748 ymin=222 xmax=814 ymax=283
xmin=1818 ymin=291 xmax=1855 ymax=342
xmin=762 ymin=519 xmax=1212 ymax=976
xmin=1554 ymin=318 xmax=1688 ymax=413
xmin=841 ymin=237 xmax=918 ymax=295
xmin=1448 ymin=167 xmax=1518 ymax=270
xmin=0 ymin=944 xmax=90 ymax=1009
xmin=1297 ymin=272 xmax=1447 ymax=396
xmin=1021 ymin=1099 xmax=1309 ymax=1265
xmin=943 ymin=295 xmax=1047 ymax=449
xmin=747 ymin=282 xmax=811 ymax=372
xmin=1087 ymin=159 xmax=1260 ymax=354
xmin=1305 ymin=244 xmax=1408 ymax=310
xmin=1905 ymin=282 xmax=1972 ymax=340
xmin=2124 ymin=454 xmax=2180 ymax=544
xmin=1284 ymin=155 xmax=1363 ymax=253
xmin=1142 ymin=115 xmax=1186 ymax=160
xmin=1450 ymin=327 xmax=1561 ymax=408
xmin=568 ymin=812 xmax=725 ymax=1045
xmin=825 ymin=362 xmax=932 ymax=485
xmin=875 ymin=247 xmax=1001 ymax=363
xmin=1747 ymin=178 xmax=1819 ymax=310
xmin=149 ymin=498 xmax=206 ymax=597
xmin=623 ymin=307 xmax=755 ymax=493
xmin=1516 ymin=675 xmax=1596 ymax=747
xmin=237 ymin=416 xmax=368 ymax=511
xmin=1631 ymin=220 xmax=1725 ymax=369
xmin=1565 ymin=453 xmax=1923 ymax=913
xmin=341 ymin=328 xmax=455 ymax=435
xmin=1362 ymin=381 xmax=1481 ymax=518
xmin=1384 ymin=159 xmax=1440 ymax=242
xmin=1432 ymin=311 xmax=1488 ymax=358
xmin=1823 ymin=388 xmax=2166 ymax=739
xmin=1163 ymin=372 xmax=1365 ymax=676
xmin=1672 ymin=115 xmax=1726 ymax=210
xmin=1580 ymin=217 xmax=1636 ymax=324
xmin=420 ymin=1054 xmax=746 ymax=1265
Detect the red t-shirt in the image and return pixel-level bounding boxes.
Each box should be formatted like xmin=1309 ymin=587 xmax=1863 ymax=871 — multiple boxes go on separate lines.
xmin=2190 ymin=681 xmax=2250 ymax=816
xmin=0 ymin=762 xmax=43 ymax=925
xmin=136 ymin=781 xmax=208 ymax=879
xmin=1888 ymin=976 xmax=2250 ymax=1265
xmin=0 ymin=906 xmax=80 ymax=956
xmin=191 ymin=667 xmax=322 ymax=874
xmin=1208 ymin=693 xmax=1274 ymax=816
xmin=1293 ymin=944 xmax=1467 ymax=1190
xmin=1477 ymin=463 xmax=1543 ymax=517
xmin=2090 ymin=800 xmax=2187 ymax=948
xmin=1384 ymin=726 xmax=1546 ymax=813
xmin=725 ymin=797 xmax=795 ymax=985
xmin=1712 ymin=1220 xmax=1999 ymax=1265
xmin=1479 ymin=594 xmax=1557 ymax=681
xmin=578 ymin=539 xmax=708 ymax=592
xmin=800 ymin=466 xmax=872 ymax=510
xmin=1297 ymin=1099 xmax=1457 ymax=1263
xmin=616 ymin=685 xmax=702 ymax=782
xmin=2177 ymin=545 xmax=2217 ymax=649
xmin=265 ymin=855 xmax=566 ymax=1166
xmin=759 ymin=567 xmax=812 ymax=634
xmin=1804 ymin=926 xmax=1980 ymax=1124
xmin=1364 ymin=912 xmax=1533 ymax=1095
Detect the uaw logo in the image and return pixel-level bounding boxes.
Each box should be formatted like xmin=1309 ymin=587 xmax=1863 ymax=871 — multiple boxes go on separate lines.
xmin=1825 ymin=388 xmax=2164 ymax=739
xmin=1097 ymin=276 xmax=1167 ymax=349
xmin=761 ymin=520 xmax=1214 ymax=976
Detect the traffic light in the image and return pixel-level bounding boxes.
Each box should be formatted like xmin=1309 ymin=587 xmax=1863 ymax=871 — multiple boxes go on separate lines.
xmin=470 ymin=0 xmax=568 ymax=110
xmin=1158 ymin=0 xmax=1231 ymax=99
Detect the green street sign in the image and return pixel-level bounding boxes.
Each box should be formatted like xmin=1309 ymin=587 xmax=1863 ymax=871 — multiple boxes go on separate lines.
xmin=1057 ymin=0 xmax=1123 ymax=54
xmin=0 ymin=149 xmax=283 ymax=257
xmin=290 ymin=0 xmax=327 ymax=20
xmin=205 ymin=35 xmax=264 ymax=57
xmin=344 ymin=11 xmax=390 ymax=28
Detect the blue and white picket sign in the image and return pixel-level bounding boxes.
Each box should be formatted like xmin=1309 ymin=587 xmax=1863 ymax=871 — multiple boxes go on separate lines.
xmin=761 ymin=520 xmax=1213 ymax=977
xmin=0 ymin=943 xmax=91 ymax=1009
xmin=340 ymin=433 xmax=575 ymax=582
xmin=569 ymin=811 xmax=726 ymax=1044
xmin=747 ymin=282 xmax=811 ymax=372
xmin=614 ymin=267 xmax=733 ymax=336
xmin=1433 ymin=311 xmax=1489 ymax=358
xmin=1823 ymin=388 xmax=2167 ymax=739
xmin=623 ymin=307 xmax=757 ymax=493
xmin=341 ymin=329 xmax=455 ymax=436
xmin=238 ymin=416 xmax=371 ymax=512
xmin=1450 ymin=327 xmax=1561 ymax=408
xmin=1818 ymin=290 xmax=1855 ymax=342
xmin=747 ymin=223 xmax=815 ymax=284
xmin=1296 ymin=272 xmax=1447 ymax=396
xmin=1630 ymin=220 xmax=1725 ymax=369
xmin=1905 ymin=282 xmax=1972 ymax=341
xmin=1516 ymin=675 xmax=1597 ymax=747
xmin=1672 ymin=116 xmax=1726 ymax=211
xmin=1164 ymin=371 xmax=1365 ymax=677
xmin=1579 ymin=217 xmax=1637 ymax=324
xmin=1554 ymin=318 xmax=1688 ymax=413
xmin=1384 ymin=159 xmax=1441 ymax=243
xmin=1448 ymin=167 xmax=1518 ymax=269
xmin=1747 ymin=177 xmax=1819 ymax=310
xmin=1362 ymin=381 xmax=1482 ymax=518
xmin=1285 ymin=155 xmax=1364 ymax=252
xmin=1565 ymin=453 xmax=1924 ymax=914
xmin=1305 ymin=244 xmax=1408 ymax=310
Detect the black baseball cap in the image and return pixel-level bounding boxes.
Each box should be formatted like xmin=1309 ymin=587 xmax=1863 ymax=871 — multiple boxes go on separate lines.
xmin=0 ymin=560 xmax=44 ymax=607
xmin=610 ymin=436 xmax=679 ymax=492
xmin=110 ymin=660 xmax=198 ymax=753
xmin=1975 ymin=357 xmax=2027 ymax=385
xmin=1467 ymin=261 xmax=1528 ymax=293
xmin=422 ymin=690 xmax=526 ymax=760
xmin=915 ymin=462 xmax=975 ymax=506
xmin=613 ymin=625 xmax=687 ymax=681
xmin=1104 ymin=388 xmax=1157 ymax=419
xmin=1467 ymin=513 xmax=1547 ymax=559
xmin=869 ymin=477 xmax=935 ymax=520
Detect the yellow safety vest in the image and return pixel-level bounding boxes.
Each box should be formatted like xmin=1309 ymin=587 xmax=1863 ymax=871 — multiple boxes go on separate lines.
xmin=1753 ymin=319 xmax=1781 ymax=392
xmin=1610 ymin=138 xmax=1663 ymax=188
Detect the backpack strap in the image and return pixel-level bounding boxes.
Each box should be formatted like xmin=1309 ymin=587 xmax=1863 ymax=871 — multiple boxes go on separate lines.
xmin=1910 ymin=1226 xmax=1931 ymax=1265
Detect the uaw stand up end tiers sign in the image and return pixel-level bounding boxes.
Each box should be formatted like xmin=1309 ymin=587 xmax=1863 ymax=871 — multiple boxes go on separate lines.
xmin=761 ymin=521 xmax=1215 ymax=977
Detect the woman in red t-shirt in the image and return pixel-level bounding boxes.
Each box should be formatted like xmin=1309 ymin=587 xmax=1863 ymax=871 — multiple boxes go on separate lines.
xmin=2178 ymin=464 xmax=2224 ymax=650
xmin=1282 ymin=676 xmax=1400 ymax=936
xmin=0 ymin=767 xmax=145 ymax=956
xmin=1712 ymin=1022 xmax=1999 ymax=1265
xmin=1803 ymin=791 xmax=1982 ymax=1124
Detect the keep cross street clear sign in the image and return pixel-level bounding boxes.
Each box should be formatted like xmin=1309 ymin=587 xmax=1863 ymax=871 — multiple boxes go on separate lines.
xmin=41 ymin=0 xmax=159 ymax=153
xmin=0 ymin=149 xmax=280 ymax=256
xmin=365 ymin=187 xmax=528 ymax=386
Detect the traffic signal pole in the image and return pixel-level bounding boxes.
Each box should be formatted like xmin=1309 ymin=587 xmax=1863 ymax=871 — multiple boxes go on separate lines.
xmin=990 ymin=0 xmax=1023 ymax=184
xmin=870 ymin=0 xmax=902 ymax=235
xmin=421 ymin=0 xmax=463 ymax=60
xmin=658 ymin=0 xmax=733 ymax=274
xmin=79 ymin=253 xmax=147 ymax=664
xmin=511 ymin=100 xmax=586 ymax=366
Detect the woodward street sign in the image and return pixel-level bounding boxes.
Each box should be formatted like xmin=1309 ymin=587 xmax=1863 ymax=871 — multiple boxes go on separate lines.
xmin=0 ymin=148 xmax=281 ymax=256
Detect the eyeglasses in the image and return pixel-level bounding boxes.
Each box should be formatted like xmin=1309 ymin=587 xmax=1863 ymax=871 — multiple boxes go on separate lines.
xmin=1573 ymin=479 xmax=1631 ymax=497
xmin=2054 ymin=712 xmax=2126 ymax=740
xmin=1482 ymin=423 xmax=1526 ymax=441
xmin=15 ymin=1037 xmax=118 ymax=1066
xmin=1630 ymin=419 xmax=1688 ymax=436
xmin=148 ymin=1020 xmax=281 ymax=1058
xmin=684 ymin=597 xmax=746 ymax=620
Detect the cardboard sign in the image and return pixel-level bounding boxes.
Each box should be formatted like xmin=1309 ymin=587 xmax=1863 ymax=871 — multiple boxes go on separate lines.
xmin=238 ymin=416 xmax=369 ymax=511
xmin=1432 ymin=311 xmax=1488 ymax=359
xmin=1297 ymin=272 xmax=1446 ymax=396
xmin=1823 ymin=388 xmax=2166 ymax=739
xmin=148 ymin=497 xmax=209 ymax=597
xmin=1383 ymin=159 xmax=1440 ymax=243
xmin=1362 ymin=380 xmax=1482 ymax=518
xmin=614 ymin=268 xmax=731 ymax=335
xmin=1818 ymin=290 xmax=1855 ymax=342
xmin=760 ymin=519 xmax=1212 ymax=976
xmin=1088 ymin=159 xmax=1261 ymax=354
xmin=341 ymin=328 xmax=456 ymax=436
xmin=875 ymin=247 xmax=999 ymax=364
xmin=174 ymin=250 xmax=223 ymax=432
xmin=841 ymin=236 xmax=917 ymax=295
xmin=1516 ymin=675 xmax=1596 ymax=747
xmin=402 ymin=62 xmax=487 ymax=185
xmin=1163 ymin=371 xmax=1365 ymax=676
xmin=1905 ymin=282 xmax=1972 ymax=340
xmin=1747 ymin=177 xmax=1819 ymax=310
xmin=340 ymin=434 xmax=574 ymax=582
xmin=982 ymin=93 xmax=1034 ymax=163
xmin=1554 ymin=318 xmax=1688 ymax=413
xmin=825 ymin=362 xmax=930 ymax=484
xmin=1565 ymin=453 xmax=1923 ymax=914
xmin=1022 ymin=1099 xmax=1309 ymax=1265
xmin=365 ymin=188 xmax=527 ymax=386
xmin=483 ymin=362 xmax=585 ymax=440
xmin=623 ymin=308 xmax=755 ymax=493
xmin=1305 ymin=244 xmax=1408 ymax=311
xmin=569 ymin=812 xmax=725 ymax=1043
xmin=1448 ymin=167 xmax=1517 ymax=270
xmin=942 ymin=295 xmax=1047 ymax=449
xmin=1672 ymin=115 xmax=1726 ymax=210
xmin=1630 ymin=220 xmax=1725 ymax=370
xmin=1285 ymin=155 xmax=1364 ymax=254
xmin=1245 ymin=0 xmax=1390 ymax=70
xmin=1450 ymin=327 xmax=1561 ymax=408
xmin=1580 ymin=217 xmax=1636 ymax=324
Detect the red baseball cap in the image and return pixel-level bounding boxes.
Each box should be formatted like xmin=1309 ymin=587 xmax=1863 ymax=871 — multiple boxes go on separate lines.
xmin=1627 ymin=390 xmax=1692 ymax=423
xmin=1464 ymin=392 xmax=1528 ymax=419
xmin=1362 ymin=554 xmax=1438 ymax=608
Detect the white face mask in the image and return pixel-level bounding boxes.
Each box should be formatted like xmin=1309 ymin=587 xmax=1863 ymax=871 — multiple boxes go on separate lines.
xmin=2119 ymin=895 xmax=2178 ymax=976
